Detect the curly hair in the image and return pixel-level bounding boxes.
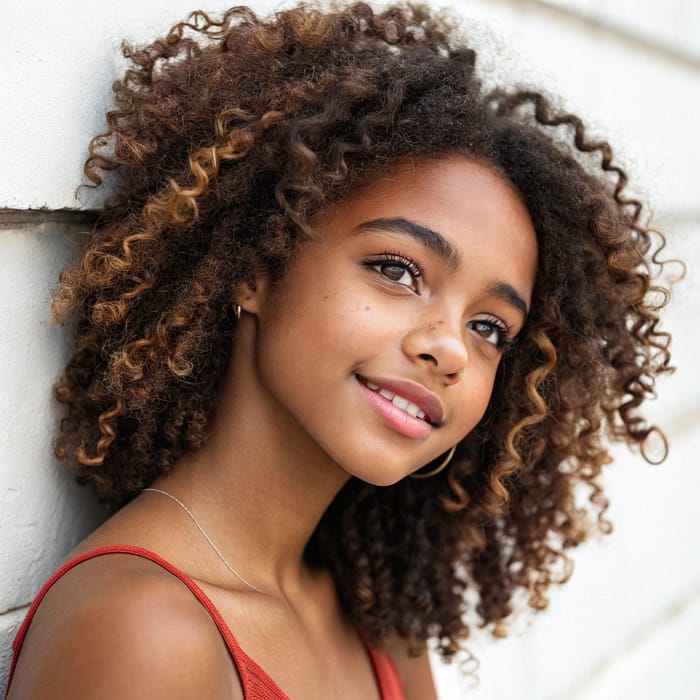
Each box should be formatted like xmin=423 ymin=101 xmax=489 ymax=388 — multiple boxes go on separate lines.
xmin=52 ymin=2 xmax=674 ymax=661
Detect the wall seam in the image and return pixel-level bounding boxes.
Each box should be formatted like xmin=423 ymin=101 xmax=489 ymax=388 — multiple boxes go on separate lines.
xmin=493 ymin=0 xmax=700 ymax=71
xmin=0 ymin=604 xmax=29 ymax=618
xmin=0 ymin=210 xmax=96 ymax=229
xmin=550 ymin=578 xmax=700 ymax=699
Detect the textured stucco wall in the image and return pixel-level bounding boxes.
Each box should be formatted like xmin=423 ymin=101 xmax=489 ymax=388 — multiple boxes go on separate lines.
xmin=2 ymin=0 xmax=698 ymax=697
xmin=0 ymin=219 xmax=107 ymax=689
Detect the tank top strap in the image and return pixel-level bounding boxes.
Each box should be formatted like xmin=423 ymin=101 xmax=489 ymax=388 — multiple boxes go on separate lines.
xmin=6 ymin=545 xmax=405 ymax=699
xmin=6 ymin=545 xmax=289 ymax=699
xmin=367 ymin=647 xmax=405 ymax=699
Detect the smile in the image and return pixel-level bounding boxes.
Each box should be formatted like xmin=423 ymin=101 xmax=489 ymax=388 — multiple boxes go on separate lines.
xmin=363 ymin=381 xmax=427 ymax=421
xmin=355 ymin=374 xmax=443 ymax=440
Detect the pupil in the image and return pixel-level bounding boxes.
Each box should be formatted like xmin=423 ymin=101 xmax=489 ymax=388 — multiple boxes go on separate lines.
xmin=383 ymin=264 xmax=405 ymax=281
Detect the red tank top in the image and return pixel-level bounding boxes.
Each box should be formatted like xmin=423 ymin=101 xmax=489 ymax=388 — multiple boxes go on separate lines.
xmin=5 ymin=545 xmax=405 ymax=699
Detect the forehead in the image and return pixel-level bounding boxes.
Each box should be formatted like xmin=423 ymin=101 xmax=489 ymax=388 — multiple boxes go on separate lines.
xmin=330 ymin=156 xmax=538 ymax=289
xmin=359 ymin=157 xmax=532 ymax=226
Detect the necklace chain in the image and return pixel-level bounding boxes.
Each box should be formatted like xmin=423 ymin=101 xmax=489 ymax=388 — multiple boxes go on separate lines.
xmin=142 ymin=488 xmax=265 ymax=594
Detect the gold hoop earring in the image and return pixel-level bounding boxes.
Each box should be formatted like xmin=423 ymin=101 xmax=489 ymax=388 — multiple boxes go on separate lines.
xmin=233 ymin=304 xmax=241 ymax=320
xmin=410 ymin=445 xmax=456 ymax=479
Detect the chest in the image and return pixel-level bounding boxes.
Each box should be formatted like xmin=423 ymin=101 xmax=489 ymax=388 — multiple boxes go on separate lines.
xmin=201 ymin=580 xmax=385 ymax=700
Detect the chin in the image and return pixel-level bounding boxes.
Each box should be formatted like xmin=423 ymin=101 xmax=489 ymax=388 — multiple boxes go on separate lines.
xmin=347 ymin=464 xmax=415 ymax=488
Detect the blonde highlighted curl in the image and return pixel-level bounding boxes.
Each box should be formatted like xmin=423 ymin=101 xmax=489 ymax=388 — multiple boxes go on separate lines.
xmin=52 ymin=3 xmax=675 ymax=661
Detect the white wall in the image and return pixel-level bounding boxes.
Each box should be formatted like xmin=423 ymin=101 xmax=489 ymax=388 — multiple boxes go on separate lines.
xmin=430 ymin=2 xmax=700 ymax=698
xmin=0 ymin=218 xmax=107 ymax=685
xmin=2 ymin=0 xmax=698 ymax=697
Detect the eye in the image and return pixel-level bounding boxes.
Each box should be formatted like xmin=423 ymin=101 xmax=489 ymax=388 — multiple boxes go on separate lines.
xmin=467 ymin=317 xmax=513 ymax=350
xmin=378 ymin=263 xmax=415 ymax=286
xmin=363 ymin=253 xmax=422 ymax=292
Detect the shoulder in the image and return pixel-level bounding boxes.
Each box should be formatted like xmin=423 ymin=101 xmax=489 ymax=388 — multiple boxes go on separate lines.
xmin=8 ymin=553 xmax=240 ymax=700
xmin=383 ymin=636 xmax=438 ymax=700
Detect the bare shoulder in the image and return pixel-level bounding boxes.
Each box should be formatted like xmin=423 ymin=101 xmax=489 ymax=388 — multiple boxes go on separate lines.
xmin=7 ymin=554 xmax=241 ymax=700
xmin=384 ymin=635 xmax=438 ymax=700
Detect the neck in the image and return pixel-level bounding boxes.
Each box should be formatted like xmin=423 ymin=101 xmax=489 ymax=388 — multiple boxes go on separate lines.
xmin=152 ymin=338 xmax=350 ymax=597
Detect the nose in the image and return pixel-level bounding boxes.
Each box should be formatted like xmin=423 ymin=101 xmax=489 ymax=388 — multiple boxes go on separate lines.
xmin=401 ymin=319 xmax=468 ymax=385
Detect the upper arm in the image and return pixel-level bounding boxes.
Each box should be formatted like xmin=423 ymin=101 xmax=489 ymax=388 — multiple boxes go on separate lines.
xmin=385 ymin=637 xmax=438 ymax=700
xmin=7 ymin=562 xmax=241 ymax=700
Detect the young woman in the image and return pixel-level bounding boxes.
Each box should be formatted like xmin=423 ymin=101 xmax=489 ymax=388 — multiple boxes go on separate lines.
xmin=5 ymin=3 xmax=674 ymax=699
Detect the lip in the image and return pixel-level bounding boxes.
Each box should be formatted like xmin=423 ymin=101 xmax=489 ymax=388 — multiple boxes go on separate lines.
xmin=356 ymin=374 xmax=445 ymax=427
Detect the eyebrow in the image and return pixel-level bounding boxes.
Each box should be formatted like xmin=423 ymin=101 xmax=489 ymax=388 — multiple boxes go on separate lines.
xmin=354 ymin=217 xmax=461 ymax=270
xmin=355 ymin=216 xmax=529 ymax=319
xmin=487 ymin=281 xmax=529 ymax=320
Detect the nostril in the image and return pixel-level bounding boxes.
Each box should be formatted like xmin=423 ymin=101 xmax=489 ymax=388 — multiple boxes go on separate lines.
xmin=418 ymin=353 xmax=437 ymax=364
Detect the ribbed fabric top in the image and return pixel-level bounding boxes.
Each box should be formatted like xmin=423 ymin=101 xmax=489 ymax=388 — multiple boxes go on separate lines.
xmin=5 ymin=545 xmax=405 ymax=700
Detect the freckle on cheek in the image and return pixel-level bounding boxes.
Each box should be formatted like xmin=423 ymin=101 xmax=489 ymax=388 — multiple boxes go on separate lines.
xmin=365 ymin=306 xmax=371 ymax=311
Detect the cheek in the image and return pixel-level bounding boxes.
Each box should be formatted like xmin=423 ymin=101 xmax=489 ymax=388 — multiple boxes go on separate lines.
xmin=253 ymin=289 xmax=354 ymax=395
xmin=454 ymin=369 xmax=500 ymax=437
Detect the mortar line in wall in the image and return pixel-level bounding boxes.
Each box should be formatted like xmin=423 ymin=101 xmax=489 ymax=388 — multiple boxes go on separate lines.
xmin=487 ymin=0 xmax=700 ymax=72
xmin=658 ymin=210 xmax=700 ymax=225
xmin=0 ymin=209 xmax=97 ymax=229
xmin=546 ymin=578 xmax=700 ymax=700
xmin=0 ymin=603 xmax=30 ymax=618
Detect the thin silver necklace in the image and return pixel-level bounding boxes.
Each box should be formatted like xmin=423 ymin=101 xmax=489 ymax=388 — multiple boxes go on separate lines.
xmin=143 ymin=487 xmax=265 ymax=594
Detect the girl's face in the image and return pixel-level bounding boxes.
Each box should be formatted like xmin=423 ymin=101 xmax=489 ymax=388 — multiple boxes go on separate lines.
xmin=243 ymin=156 xmax=537 ymax=485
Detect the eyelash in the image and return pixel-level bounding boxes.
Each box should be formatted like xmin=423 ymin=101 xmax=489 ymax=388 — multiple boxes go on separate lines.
xmin=467 ymin=316 xmax=515 ymax=351
xmin=362 ymin=252 xmax=422 ymax=290
xmin=362 ymin=251 xmax=516 ymax=352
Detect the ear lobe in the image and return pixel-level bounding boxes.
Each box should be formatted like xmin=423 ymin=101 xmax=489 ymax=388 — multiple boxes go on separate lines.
xmin=234 ymin=276 xmax=269 ymax=315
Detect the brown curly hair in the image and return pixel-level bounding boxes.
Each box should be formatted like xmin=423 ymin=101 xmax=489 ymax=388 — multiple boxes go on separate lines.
xmin=52 ymin=2 xmax=674 ymax=661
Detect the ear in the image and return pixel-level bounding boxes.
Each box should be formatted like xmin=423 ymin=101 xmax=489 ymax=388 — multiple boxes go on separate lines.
xmin=233 ymin=275 xmax=270 ymax=316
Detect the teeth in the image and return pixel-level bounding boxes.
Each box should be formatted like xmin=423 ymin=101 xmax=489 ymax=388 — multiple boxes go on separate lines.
xmin=363 ymin=378 xmax=428 ymax=422
xmin=392 ymin=395 xmax=409 ymax=410
xmin=402 ymin=400 xmax=423 ymax=418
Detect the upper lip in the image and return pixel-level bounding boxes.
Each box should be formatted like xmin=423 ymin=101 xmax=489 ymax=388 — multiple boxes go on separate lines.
xmin=357 ymin=374 xmax=445 ymax=426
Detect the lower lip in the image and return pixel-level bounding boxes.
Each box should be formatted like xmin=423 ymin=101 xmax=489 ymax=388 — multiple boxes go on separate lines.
xmin=356 ymin=378 xmax=432 ymax=440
